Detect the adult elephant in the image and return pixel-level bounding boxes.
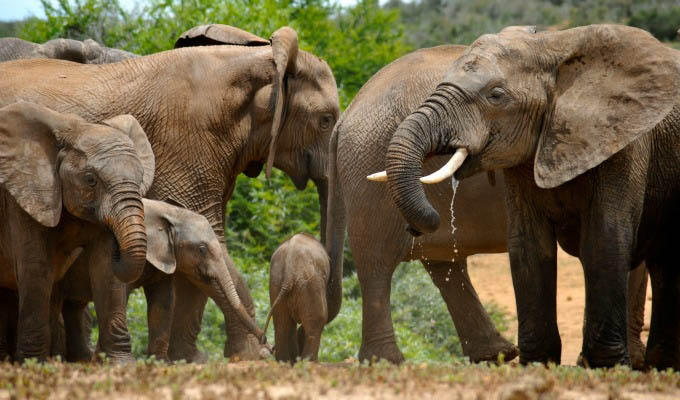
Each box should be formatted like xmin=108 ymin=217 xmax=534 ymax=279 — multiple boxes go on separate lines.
xmin=330 ymin=42 xmax=649 ymax=366
xmin=0 ymin=24 xmax=340 ymax=361
xmin=379 ymin=25 xmax=680 ymax=369
xmin=0 ymin=37 xmax=135 ymax=63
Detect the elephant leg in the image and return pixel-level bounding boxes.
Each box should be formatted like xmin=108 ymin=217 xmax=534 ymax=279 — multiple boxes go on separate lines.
xmin=221 ymin=248 xmax=264 ymax=360
xmin=273 ymin=310 xmax=297 ymax=363
xmin=88 ymin=236 xmax=134 ymax=363
xmin=297 ymin=283 xmax=327 ymax=362
xmin=49 ymin=287 xmax=66 ymax=359
xmin=13 ymin=229 xmax=53 ymax=361
xmin=423 ymin=259 xmax=518 ymax=362
xmin=644 ymin=255 xmax=680 ymax=370
xmin=505 ymin=173 xmax=561 ymax=365
xmin=579 ymin=222 xmax=632 ymax=367
xmin=354 ymin=251 xmax=403 ymax=364
xmin=62 ymin=300 xmax=94 ymax=362
xmin=144 ymin=276 xmax=175 ymax=361
xmin=627 ymin=263 xmax=648 ymax=370
xmin=0 ymin=289 xmax=18 ymax=361
xmin=168 ymin=274 xmax=207 ymax=363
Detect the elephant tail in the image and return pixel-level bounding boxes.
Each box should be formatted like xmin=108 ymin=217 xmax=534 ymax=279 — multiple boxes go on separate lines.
xmin=262 ymin=283 xmax=292 ymax=344
xmin=325 ymin=119 xmax=346 ymax=324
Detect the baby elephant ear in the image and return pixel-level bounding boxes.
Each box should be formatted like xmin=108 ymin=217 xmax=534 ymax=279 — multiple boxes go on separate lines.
xmin=535 ymin=25 xmax=680 ymax=189
xmin=0 ymin=102 xmax=73 ymax=227
xmin=102 ymin=115 xmax=155 ymax=196
xmin=144 ymin=200 xmax=177 ymax=274
xmin=174 ymin=24 xmax=269 ymax=48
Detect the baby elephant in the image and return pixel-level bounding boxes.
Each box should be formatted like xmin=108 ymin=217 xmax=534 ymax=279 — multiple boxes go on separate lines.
xmin=264 ymin=233 xmax=329 ymax=362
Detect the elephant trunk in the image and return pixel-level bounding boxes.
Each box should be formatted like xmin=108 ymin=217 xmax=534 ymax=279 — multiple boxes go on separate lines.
xmin=106 ymin=186 xmax=147 ymax=283
xmin=213 ymin=266 xmax=265 ymax=343
xmin=324 ymin=128 xmax=344 ymax=323
xmin=386 ymin=108 xmax=443 ymax=236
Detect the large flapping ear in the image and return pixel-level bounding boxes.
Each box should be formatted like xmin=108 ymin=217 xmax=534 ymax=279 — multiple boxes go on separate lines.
xmin=535 ymin=25 xmax=679 ymax=189
xmin=0 ymin=101 xmax=73 ymax=226
xmin=265 ymin=26 xmax=299 ymax=178
xmin=174 ymin=24 xmax=269 ymax=48
xmin=102 ymin=115 xmax=155 ymax=196
xmin=144 ymin=201 xmax=177 ymax=274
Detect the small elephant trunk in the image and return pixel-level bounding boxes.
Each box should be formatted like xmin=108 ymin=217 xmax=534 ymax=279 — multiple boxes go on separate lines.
xmin=106 ymin=190 xmax=147 ymax=283
xmin=214 ymin=270 xmax=265 ymax=343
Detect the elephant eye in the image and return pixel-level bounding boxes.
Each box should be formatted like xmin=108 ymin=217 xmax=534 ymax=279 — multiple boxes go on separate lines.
xmin=84 ymin=173 xmax=97 ymax=187
xmin=487 ymin=87 xmax=506 ymax=104
xmin=198 ymin=244 xmax=207 ymax=256
xmin=319 ymin=114 xmax=334 ymax=131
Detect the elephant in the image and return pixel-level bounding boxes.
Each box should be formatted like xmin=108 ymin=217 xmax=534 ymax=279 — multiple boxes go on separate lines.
xmin=263 ymin=233 xmax=329 ymax=362
xmin=0 ymin=101 xmax=153 ymax=362
xmin=378 ymin=24 xmax=680 ymax=369
xmin=0 ymin=24 xmax=340 ymax=361
xmin=329 ymin=42 xmax=650 ymax=366
xmin=50 ymin=199 xmax=265 ymax=362
xmin=0 ymin=37 xmax=136 ymax=64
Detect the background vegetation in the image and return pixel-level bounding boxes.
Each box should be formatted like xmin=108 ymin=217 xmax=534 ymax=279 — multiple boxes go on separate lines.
xmin=1 ymin=0 xmax=678 ymax=362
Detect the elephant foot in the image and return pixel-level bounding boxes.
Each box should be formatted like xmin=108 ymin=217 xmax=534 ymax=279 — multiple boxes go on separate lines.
xmin=577 ymin=350 xmax=629 ymax=369
xmin=466 ymin=338 xmax=518 ymax=363
xmin=645 ymin=344 xmax=680 ymax=371
xmin=67 ymin=347 xmax=94 ymax=363
xmin=628 ymin=337 xmax=646 ymax=370
xmin=225 ymin=333 xmax=270 ymax=361
xmin=358 ymin=342 xmax=405 ymax=364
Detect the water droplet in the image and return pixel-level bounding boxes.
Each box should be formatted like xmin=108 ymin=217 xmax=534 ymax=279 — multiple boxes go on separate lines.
xmin=450 ymin=177 xmax=460 ymax=261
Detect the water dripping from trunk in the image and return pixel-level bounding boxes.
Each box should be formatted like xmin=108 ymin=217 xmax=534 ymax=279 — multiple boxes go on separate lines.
xmin=449 ymin=176 xmax=460 ymax=261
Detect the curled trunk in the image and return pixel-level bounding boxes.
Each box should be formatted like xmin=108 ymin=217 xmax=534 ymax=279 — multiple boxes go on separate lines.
xmin=106 ymin=187 xmax=147 ymax=283
xmin=386 ymin=109 xmax=442 ymax=236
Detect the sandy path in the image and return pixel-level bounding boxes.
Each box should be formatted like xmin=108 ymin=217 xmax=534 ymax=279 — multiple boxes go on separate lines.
xmin=467 ymin=248 xmax=652 ymax=365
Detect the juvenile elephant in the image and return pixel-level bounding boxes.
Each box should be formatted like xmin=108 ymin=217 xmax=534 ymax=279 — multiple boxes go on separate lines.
xmin=0 ymin=37 xmax=135 ymax=63
xmin=264 ymin=233 xmax=329 ymax=362
xmin=330 ymin=43 xmax=649 ymax=366
xmin=52 ymin=199 xmax=265 ymax=362
xmin=0 ymin=24 xmax=340 ymax=361
xmin=0 ymin=101 xmax=153 ymax=361
xmin=380 ymin=25 xmax=680 ymax=369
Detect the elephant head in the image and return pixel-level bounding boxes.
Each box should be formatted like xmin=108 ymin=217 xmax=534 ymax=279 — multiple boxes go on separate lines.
xmin=374 ymin=25 xmax=679 ymax=235
xmin=142 ymin=198 xmax=265 ymax=343
xmin=0 ymin=101 xmax=155 ymax=282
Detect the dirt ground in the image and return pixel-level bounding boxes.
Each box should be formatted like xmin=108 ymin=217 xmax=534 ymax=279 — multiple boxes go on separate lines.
xmin=467 ymin=247 xmax=653 ymax=365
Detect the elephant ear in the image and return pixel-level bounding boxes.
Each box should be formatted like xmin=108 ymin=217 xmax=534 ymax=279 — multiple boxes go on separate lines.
xmin=174 ymin=24 xmax=269 ymax=48
xmin=101 ymin=115 xmax=155 ymax=196
xmin=0 ymin=101 xmax=73 ymax=227
xmin=265 ymin=26 xmax=299 ymax=178
xmin=145 ymin=204 xmax=177 ymax=274
xmin=535 ymin=25 xmax=680 ymax=189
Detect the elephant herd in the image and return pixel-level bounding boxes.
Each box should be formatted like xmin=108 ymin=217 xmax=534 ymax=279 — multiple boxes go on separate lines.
xmin=0 ymin=23 xmax=678 ymax=371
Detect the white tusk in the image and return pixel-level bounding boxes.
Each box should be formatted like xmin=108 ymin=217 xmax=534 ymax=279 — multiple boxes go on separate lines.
xmin=366 ymin=170 xmax=388 ymax=182
xmin=420 ymin=148 xmax=469 ymax=184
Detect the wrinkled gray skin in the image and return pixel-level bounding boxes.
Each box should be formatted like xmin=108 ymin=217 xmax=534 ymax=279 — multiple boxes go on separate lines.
xmin=0 ymin=25 xmax=339 ymax=361
xmin=329 ymin=44 xmax=650 ymax=367
xmin=0 ymin=37 xmax=136 ymax=64
xmin=49 ymin=199 xmax=265 ymax=362
xmin=0 ymin=102 xmax=152 ymax=362
xmin=263 ymin=233 xmax=329 ymax=362
xmin=384 ymin=25 xmax=680 ymax=369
